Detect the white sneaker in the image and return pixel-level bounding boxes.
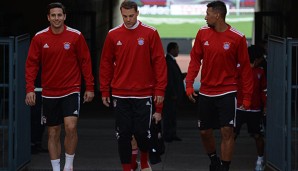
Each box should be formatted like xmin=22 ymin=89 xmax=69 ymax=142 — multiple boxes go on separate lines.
xmin=255 ymin=161 xmax=265 ymax=171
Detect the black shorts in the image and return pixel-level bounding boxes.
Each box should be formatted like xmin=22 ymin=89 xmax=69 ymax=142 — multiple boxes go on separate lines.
xmin=112 ymin=97 xmax=153 ymax=148
xmin=42 ymin=93 xmax=80 ymax=126
xmin=113 ymin=97 xmax=152 ymax=136
xmin=234 ymin=109 xmax=263 ymax=136
xmin=197 ymin=93 xmax=236 ymax=130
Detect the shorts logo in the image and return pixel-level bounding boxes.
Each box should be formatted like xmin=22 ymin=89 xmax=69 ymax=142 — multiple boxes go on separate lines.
xmin=229 ymin=120 xmax=234 ymax=125
xmin=198 ymin=120 xmax=201 ymax=128
xmin=41 ymin=116 xmax=47 ymax=125
xmin=223 ymin=42 xmax=230 ymax=50
xmin=113 ymin=99 xmax=117 ymax=107
xmin=146 ymin=101 xmax=151 ymax=106
xmin=147 ymin=130 xmax=151 ymax=139
xmin=64 ymin=42 xmax=71 ymax=50
xmin=73 ymin=110 xmax=78 ymax=115
xmin=137 ymin=38 xmax=144 ymax=46
xmin=115 ymin=129 xmax=120 ymax=140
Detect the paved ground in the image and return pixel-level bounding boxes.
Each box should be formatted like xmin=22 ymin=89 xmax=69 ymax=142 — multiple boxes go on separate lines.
xmin=23 ymin=99 xmax=261 ymax=171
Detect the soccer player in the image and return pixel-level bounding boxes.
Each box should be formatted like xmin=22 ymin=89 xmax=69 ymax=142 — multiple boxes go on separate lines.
xmin=99 ymin=1 xmax=167 ymax=171
xmin=185 ymin=1 xmax=253 ymax=171
xmin=234 ymin=45 xmax=267 ymax=171
xmin=25 ymin=2 xmax=94 ymax=171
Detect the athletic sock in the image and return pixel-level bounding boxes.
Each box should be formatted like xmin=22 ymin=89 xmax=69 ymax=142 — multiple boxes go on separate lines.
xmin=131 ymin=148 xmax=138 ymax=169
xmin=257 ymin=156 xmax=264 ymax=164
xmin=122 ymin=163 xmax=131 ymax=171
xmin=221 ymin=160 xmax=231 ymax=170
xmin=140 ymin=151 xmax=149 ymax=169
xmin=64 ymin=153 xmax=75 ymax=170
xmin=51 ymin=159 xmax=60 ymax=171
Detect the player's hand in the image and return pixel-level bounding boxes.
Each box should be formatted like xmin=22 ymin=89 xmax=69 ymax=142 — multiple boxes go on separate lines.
xmin=152 ymin=112 xmax=162 ymax=124
xmin=101 ymin=96 xmax=110 ymax=107
xmin=83 ymin=91 xmax=94 ymax=103
xmin=25 ymin=92 xmax=36 ymax=106
xmin=186 ymin=87 xmax=198 ymax=103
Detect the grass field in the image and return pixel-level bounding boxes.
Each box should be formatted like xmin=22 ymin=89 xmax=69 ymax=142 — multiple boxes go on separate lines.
xmin=139 ymin=14 xmax=254 ymax=38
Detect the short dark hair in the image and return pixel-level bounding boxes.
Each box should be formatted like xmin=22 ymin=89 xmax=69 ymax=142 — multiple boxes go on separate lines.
xmin=207 ymin=1 xmax=227 ymax=18
xmin=248 ymin=45 xmax=265 ymax=63
xmin=167 ymin=42 xmax=178 ymax=53
xmin=120 ymin=0 xmax=138 ymax=12
xmin=47 ymin=2 xmax=66 ymax=14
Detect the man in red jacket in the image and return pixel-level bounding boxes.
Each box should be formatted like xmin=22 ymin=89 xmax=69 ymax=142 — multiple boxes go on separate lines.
xmin=25 ymin=2 xmax=94 ymax=171
xmin=99 ymin=1 xmax=167 ymax=171
xmin=185 ymin=1 xmax=253 ymax=171
xmin=234 ymin=45 xmax=267 ymax=171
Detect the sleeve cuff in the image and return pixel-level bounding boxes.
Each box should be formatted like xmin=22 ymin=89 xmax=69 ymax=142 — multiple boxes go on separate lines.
xmin=155 ymin=103 xmax=163 ymax=114
xmin=101 ymin=91 xmax=110 ymax=97
xmin=86 ymin=85 xmax=94 ymax=92
xmin=154 ymin=89 xmax=165 ymax=97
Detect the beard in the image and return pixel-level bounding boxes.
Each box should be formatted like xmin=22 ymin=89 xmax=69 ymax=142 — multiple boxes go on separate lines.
xmin=207 ymin=23 xmax=215 ymax=28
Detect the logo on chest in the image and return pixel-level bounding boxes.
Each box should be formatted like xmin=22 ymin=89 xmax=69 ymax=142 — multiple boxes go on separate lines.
xmin=223 ymin=42 xmax=230 ymax=50
xmin=137 ymin=37 xmax=145 ymax=46
xmin=64 ymin=42 xmax=71 ymax=50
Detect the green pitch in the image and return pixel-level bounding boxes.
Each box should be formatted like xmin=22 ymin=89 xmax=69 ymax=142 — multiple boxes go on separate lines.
xmin=139 ymin=14 xmax=253 ymax=38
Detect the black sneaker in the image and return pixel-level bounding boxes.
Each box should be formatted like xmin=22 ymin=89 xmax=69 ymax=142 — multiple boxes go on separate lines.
xmin=209 ymin=157 xmax=221 ymax=171
xmin=209 ymin=163 xmax=220 ymax=171
xmin=219 ymin=164 xmax=229 ymax=171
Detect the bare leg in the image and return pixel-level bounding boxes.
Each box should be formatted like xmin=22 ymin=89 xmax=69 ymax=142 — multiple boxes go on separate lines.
xmin=200 ymin=129 xmax=216 ymax=153
xmin=200 ymin=128 xmax=221 ymax=171
xmin=220 ymin=126 xmax=234 ymax=161
xmin=131 ymin=135 xmax=139 ymax=170
xmin=131 ymin=136 xmax=138 ymax=150
xmin=48 ymin=125 xmax=62 ymax=160
xmin=254 ymin=134 xmax=264 ymax=157
xmin=64 ymin=116 xmax=78 ymax=155
xmin=63 ymin=116 xmax=78 ymax=170
xmin=254 ymin=134 xmax=265 ymax=170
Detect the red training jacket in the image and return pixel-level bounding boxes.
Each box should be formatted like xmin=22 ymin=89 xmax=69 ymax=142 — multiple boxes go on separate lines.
xmin=186 ymin=25 xmax=253 ymax=100
xmin=99 ymin=21 xmax=167 ymax=113
xmin=25 ymin=25 xmax=94 ymax=97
